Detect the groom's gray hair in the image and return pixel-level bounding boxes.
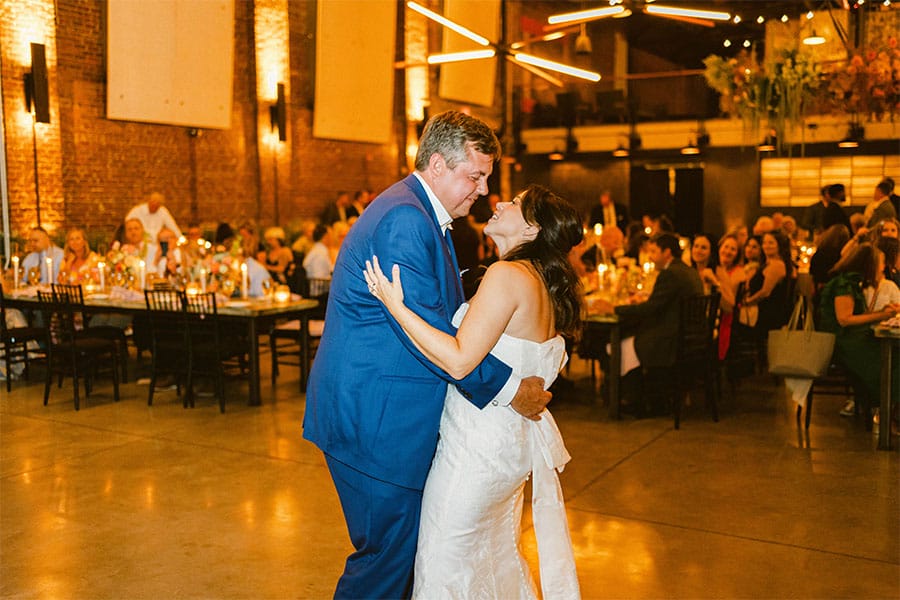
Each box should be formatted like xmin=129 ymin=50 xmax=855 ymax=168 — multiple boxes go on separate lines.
xmin=414 ymin=110 xmax=501 ymax=172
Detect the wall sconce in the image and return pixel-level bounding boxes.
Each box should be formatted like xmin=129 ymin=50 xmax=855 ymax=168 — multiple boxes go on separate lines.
xmin=24 ymin=42 xmax=50 ymax=123
xmin=269 ymin=82 xmax=286 ymax=142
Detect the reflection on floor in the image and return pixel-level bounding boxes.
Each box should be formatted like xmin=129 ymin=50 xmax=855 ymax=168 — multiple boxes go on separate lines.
xmin=1 ymin=353 xmax=898 ymax=599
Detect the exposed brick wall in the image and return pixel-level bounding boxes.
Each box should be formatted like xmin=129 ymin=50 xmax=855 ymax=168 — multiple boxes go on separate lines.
xmin=2 ymin=0 xmax=64 ymax=237
xmin=3 ymin=0 xmax=405 ymax=246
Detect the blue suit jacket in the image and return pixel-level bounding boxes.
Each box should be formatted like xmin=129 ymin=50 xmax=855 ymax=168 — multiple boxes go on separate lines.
xmin=303 ymin=175 xmax=513 ymax=490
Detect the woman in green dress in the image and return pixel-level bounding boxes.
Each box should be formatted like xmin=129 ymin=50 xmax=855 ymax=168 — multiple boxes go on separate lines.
xmin=818 ymin=243 xmax=900 ymax=420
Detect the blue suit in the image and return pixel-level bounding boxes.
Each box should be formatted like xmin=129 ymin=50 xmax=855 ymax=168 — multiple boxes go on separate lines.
xmin=303 ymin=175 xmax=513 ymax=598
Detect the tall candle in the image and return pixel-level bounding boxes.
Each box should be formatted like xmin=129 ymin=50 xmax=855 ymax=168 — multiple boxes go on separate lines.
xmin=597 ymin=264 xmax=607 ymax=291
xmin=98 ymin=261 xmax=105 ymax=290
xmin=200 ymin=267 xmax=207 ymax=293
xmin=139 ymin=260 xmax=146 ymax=290
xmin=241 ymin=262 xmax=249 ymax=299
xmin=11 ymin=256 xmax=19 ymax=289
xmin=45 ymin=256 xmax=53 ymax=284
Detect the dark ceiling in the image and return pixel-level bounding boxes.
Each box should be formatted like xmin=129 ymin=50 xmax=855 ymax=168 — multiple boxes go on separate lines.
xmin=542 ymin=0 xmax=887 ymax=69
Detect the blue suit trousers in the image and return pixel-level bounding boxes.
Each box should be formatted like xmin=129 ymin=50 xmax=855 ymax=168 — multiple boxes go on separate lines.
xmin=326 ymin=455 xmax=423 ymax=600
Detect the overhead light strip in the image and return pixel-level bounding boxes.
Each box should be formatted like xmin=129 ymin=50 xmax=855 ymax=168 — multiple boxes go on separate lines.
xmin=513 ymin=52 xmax=601 ymax=82
xmin=406 ymin=1 xmax=491 ymax=46
xmin=645 ymin=5 xmax=731 ymax=21
xmin=427 ymin=49 xmax=496 ymax=64
xmin=548 ymin=6 xmax=626 ymax=25
xmin=505 ymin=56 xmax=564 ymax=87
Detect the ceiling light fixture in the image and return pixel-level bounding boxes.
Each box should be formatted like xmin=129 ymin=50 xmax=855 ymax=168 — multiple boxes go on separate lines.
xmin=838 ymin=123 xmax=864 ymax=148
xmin=407 ymin=1 xmax=490 ymax=46
xmin=644 ymin=5 xmax=730 ymax=20
xmin=426 ymin=49 xmax=496 ymax=64
xmin=548 ymin=5 xmax=625 ymax=25
xmin=803 ymin=30 xmax=826 ymax=45
xmin=758 ymin=133 xmax=776 ymax=152
xmin=513 ymin=53 xmax=601 ymax=81
xmin=680 ymin=141 xmax=701 ymax=155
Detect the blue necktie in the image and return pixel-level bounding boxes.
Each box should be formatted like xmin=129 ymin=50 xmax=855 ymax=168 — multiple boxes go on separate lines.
xmin=444 ymin=228 xmax=464 ymax=305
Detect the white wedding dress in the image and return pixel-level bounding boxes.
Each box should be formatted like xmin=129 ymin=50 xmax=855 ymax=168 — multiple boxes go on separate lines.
xmin=413 ymin=305 xmax=581 ymax=600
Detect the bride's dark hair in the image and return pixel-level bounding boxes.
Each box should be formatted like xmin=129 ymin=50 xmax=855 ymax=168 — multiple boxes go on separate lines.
xmin=503 ymin=184 xmax=584 ymax=338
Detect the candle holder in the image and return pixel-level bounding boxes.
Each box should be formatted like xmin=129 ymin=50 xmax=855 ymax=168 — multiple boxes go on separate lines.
xmin=273 ymin=284 xmax=291 ymax=303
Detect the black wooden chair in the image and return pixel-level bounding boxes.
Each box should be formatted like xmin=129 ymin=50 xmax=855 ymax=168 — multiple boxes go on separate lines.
xmin=1 ymin=283 xmax=47 ymax=391
xmin=270 ymin=277 xmax=329 ymax=384
xmin=184 ymin=292 xmax=247 ymax=412
xmin=671 ymin=292 xmax=722 ymax=429
xmin=144 ymin=289 xmax=189 ymax=407
xmin=52 ymin=283 xmax=130 ymax=383
xmin=38 ymin=290 xmax=120 ymax=410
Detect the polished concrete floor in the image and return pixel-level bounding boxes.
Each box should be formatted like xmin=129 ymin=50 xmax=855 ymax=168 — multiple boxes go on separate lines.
xmin=1 ymin=352 xmax=898 ymax=600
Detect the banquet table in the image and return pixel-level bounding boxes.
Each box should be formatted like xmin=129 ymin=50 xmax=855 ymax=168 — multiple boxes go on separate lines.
xmin=873 ymin=325 xmax=899 ymax=451
xmin=4 ymin=289 xmax=319 ymax=406
xmin=583 ymin=312 xmax=621 ymax=419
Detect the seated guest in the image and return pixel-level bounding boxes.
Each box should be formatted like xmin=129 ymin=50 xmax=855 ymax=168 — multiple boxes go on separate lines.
xmin=237 ymin=220 xmax=265 ymax=256
xmin=687 ymin=233 xmax=717 ymax=292
xmin=118 ymin=217 xmax=156 ymax=265
xmin=878 ymin=237 xmax=900 ymax=287
xmin=328 ymin=221 xmax=350 ymax=265
xmin=841 ymin=216 xmax=900 ymax=258
xmin=214 ymin=222 xmax=235 ymax=246
xmin=781 ymin=215 xmax=798 ymax=241
xmin=849 ymin=213 xmax=866 ymax=238
xmin=742 ymin=231 xmax=794 ymax=337
xmin=290 ymin=219 xmax=318 ymax=257
xmin=699 ymin=234 xmax=745 ymax=361
xmin=741 ymin=235 xmax=762 ymax=278
xmin=752 ymin=215 xmax=775 ymax=236
xmin=261 ymin=227 xmax=295 ymax=285
xmin=58 ymin=227 xmax=99 ymax=285
xmin=22 ymin=226 xmax=64 ymax=284
xmin=126 ymin=191 xmax=182 ymax=240
xmin=810 ymin=224 xmax=851 ymax=291
xmin=153 ymin=228 xmax=182 ymax=279
xmin=594 ymin=232 xmax=703 ymax=414
xmin=302 ymin=224 xmax=333 ymax=280
xmin=819 ymin=244 xmax=900 ymax=421
xmin=241 ymin=235 xmax=273 ymax=297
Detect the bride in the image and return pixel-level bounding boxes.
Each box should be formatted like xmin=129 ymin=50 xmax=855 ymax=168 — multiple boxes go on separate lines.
xmin=364 ymin=184 xmax=583 ymax=599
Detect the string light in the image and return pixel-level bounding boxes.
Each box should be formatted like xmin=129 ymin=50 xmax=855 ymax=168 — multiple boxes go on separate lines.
xmin=780 ymin=14 xmax=789 ymax=22
xmin=807 ymin=11 xmax=814 ymax=19
xmin=733 ymin=15 xmax=741 ymax=24
xmin=756 ymin=15 xmax=765 ymax=24
xmin=723 ymin=39 xmax=732 ymax=47
xmin=743 ymin=39 xmax=751 ymax=48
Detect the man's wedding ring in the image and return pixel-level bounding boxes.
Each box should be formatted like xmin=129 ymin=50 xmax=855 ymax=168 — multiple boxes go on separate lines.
xmin=368 ymin=283 xmax=377 ymax=293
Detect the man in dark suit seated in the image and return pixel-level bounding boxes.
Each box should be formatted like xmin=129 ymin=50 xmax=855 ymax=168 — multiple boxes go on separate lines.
xmin=589 ymin=189 xmax=629 ymax=232
xmin=595 ymin=232 xmax=704 ymax=415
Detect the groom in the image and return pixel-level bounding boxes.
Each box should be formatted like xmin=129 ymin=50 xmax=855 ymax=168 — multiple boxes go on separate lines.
xmin=303 ymin=111 xmax=551 ymax=599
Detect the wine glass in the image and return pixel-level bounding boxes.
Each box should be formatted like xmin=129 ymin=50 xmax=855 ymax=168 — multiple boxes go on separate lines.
xmin=261 ymin=278 xmax=273 ymax=300
xmin=27 ymin=266 xmax=41 ymax=286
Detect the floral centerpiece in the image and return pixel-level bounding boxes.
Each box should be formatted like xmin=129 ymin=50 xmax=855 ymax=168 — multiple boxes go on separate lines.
xmin=105 ymin=239 xmax=150 ymax=289
xmin=820 ymin=36 xmax=900 ymax=122
xmin=703 ymin=48 xmax=822 ymax=151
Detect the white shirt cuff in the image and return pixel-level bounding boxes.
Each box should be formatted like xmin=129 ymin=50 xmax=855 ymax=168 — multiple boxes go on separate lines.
xmin=491 ymin=373 xmax=522 ymax=407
